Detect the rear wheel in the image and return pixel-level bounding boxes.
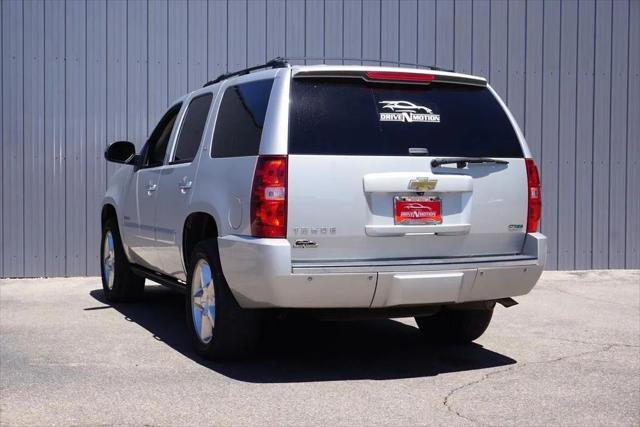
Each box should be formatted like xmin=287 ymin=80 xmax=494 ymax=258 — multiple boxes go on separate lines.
xmin=186 ymin=240 xmax=260 ymax=359
xmin=415 ymin=306 xmax=494 ymax=344
xmin=100 ymin=218 xmax=145 ymax=302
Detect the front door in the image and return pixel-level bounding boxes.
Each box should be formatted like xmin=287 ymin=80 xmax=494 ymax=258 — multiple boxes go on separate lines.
xmin=121 ymin=168 xmax=162 ymax=268
xmin=121 ymin=103 xmax=183 ymax=270
xmin=154 ymin=92 xmax=215 ymax=280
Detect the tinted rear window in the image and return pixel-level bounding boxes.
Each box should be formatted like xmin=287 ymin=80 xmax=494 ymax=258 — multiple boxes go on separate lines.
xmin=211 ymin=79 xmax=274 ymax=158
xmin=289 ymin=79 xmax=523 ymax=157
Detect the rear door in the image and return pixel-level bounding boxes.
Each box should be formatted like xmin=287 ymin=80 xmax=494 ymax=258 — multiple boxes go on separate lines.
xmin=286 ymin=72 xmax=528 ymax=263
xmin=154 ymin=92 xmax=215 ymax=280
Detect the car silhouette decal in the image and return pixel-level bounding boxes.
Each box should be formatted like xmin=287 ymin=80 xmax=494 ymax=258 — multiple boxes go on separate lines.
xmin=402 ymin=203 xmax=433 ymax=210
xmin=378 ymin=100 xmax=440 ymax=123
xmin=379 ymin=101 xmax=434 ymax=114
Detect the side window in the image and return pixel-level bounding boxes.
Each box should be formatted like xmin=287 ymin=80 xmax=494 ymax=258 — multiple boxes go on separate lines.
xmin=211 ymin=79 xmax=274 ymax=158
xmin=143 ymin=104 xmax=182 ymax=168
xmin=172 ymin=93 xmax=213 ymax=163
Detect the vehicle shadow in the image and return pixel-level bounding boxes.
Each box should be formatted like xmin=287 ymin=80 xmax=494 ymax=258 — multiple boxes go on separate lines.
xmin=88 ymin=285 xmax=516 ymax=383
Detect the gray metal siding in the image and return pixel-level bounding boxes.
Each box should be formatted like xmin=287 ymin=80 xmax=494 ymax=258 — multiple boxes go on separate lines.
xmin=629 ymin=0 xmax=640 ymax=269
xmin=0 ymin=0 xmax=638 ymax=277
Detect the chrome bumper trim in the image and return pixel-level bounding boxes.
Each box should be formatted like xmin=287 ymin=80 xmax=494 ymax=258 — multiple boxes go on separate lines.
xmin=291 ymin=254 xmax=538 ymax=274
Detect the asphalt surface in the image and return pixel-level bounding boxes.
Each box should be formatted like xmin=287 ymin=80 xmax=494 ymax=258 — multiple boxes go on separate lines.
xmin=1 ymin=270 xmax=638 ymax=426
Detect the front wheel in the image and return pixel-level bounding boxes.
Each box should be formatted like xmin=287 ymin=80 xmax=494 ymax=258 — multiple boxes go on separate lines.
xmin=100 ymin=218 xmax=145 ymax=302
xmin=186 ymin=240 xmax=260 ymax=360
xmin=415 ymin=306 xmax=494 ymax=344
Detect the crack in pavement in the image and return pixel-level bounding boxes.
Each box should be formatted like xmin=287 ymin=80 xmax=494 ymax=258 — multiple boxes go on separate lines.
xmin=543 ymin=285 xmax=638 ymax=308
xmin=539 ymin=335 xmax=640 ymax=349
xmin=442 ymin=344 xmax=622 ymax=425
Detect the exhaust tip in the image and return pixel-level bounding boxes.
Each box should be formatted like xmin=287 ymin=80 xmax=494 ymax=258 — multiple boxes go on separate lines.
xmin=497 ymin=297 xmax=519 ymax=308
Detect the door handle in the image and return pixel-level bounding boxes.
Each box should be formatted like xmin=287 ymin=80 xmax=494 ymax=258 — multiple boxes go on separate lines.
xmin=145 ymin=183 xmax=157 ymax=195
xmin=178 ymin=180 xmax=193 ymax=194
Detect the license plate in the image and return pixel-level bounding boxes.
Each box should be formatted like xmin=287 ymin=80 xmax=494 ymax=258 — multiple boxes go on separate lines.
xmin=394 ymin=196 xmax=442 ymax=225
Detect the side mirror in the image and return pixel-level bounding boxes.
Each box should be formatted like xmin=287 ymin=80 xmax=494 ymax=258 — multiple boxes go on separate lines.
xmin=105 ymin=141 xmax=138 ymax=165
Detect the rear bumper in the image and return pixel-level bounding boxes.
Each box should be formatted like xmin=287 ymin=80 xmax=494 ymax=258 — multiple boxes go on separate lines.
xmin=218 ymin=233 xmax=546 ymax=309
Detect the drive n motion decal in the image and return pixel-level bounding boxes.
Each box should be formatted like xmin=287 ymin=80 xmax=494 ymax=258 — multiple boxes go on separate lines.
xmin=378 ymin=101 xmax=440 ymax=123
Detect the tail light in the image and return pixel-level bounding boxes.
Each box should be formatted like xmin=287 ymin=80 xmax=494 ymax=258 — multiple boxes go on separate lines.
xmin=251 ymin=155 xmax=287 ymax=238
xmin=525 ymin=158 xmax=541 ymax=233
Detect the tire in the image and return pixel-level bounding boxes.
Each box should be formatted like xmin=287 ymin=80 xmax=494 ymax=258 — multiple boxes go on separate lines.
xmin=186 ymin=240 xmax=260 ymax=360
xmin=415 ymin=306 xmax=494 ymax=344
xmin=100 ymin=217 xmax=145 ymax=302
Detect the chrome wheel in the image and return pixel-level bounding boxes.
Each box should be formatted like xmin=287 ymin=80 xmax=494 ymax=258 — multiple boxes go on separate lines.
xmin=191 ymin=259 xmax=215 ymax=344
xmin=102 ymin=231 xmax=115 ymax=290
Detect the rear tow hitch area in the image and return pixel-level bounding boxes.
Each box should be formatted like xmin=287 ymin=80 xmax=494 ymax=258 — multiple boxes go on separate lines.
xmin=497 ymin=298 xmax=519 ymax=308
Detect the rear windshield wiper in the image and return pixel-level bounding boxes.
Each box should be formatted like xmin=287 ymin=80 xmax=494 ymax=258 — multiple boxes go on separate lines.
xmin=431 ymin=157 xmax=509 ymax=169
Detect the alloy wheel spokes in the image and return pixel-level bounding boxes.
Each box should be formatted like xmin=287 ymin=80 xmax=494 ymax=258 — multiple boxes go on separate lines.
xmin=102 ymin=232 xmax=115 ymax=290
xmin=192 ymin=288 xmax=204 ymax=309
xmin=200 ymin=263 xmax=212 ymax=289
xmin=191 ymin=259 xmax=216 ymax=344
xmin=200 ymin=311 xmax=213 ymax=342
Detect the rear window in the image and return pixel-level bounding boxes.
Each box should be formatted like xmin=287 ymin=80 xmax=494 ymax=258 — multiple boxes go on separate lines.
xmin=173 ymin=94 xmax=213 ymax=163
xmin=289 ymin=78 xmax=523 ymax=157
xmin=211 ymin=79 xmax=274 ymax=158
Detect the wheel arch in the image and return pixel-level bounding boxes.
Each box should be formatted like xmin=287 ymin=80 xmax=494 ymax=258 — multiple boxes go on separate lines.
xmin=182 ymin=212 xmax=219 ymax=274
xmin=101 ymin=203 xmax=118 ymax=228
xmin=100 ymin=202 xmax=134 ymax=263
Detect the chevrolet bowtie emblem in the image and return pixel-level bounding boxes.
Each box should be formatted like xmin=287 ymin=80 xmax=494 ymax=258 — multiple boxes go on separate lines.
xmin=408 ymin=177 xmax=438 ymax=191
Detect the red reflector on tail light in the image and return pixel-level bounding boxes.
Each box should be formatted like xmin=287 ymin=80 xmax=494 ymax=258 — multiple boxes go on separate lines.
xmin=365 ymin=71 xmax=435 ymax=82
xmin=525 ymin=158 xmax=541 ymax=233
xmin=251 ymin=155 xmax=287 ymax=238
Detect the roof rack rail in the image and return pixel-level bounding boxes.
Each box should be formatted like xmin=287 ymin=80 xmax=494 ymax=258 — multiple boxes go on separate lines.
xmin=202 ymin=57 xmax=454 ymax=87
xmin=203 ymin=57 xmax=289 ymax=87
xmin=280 ymin=57 xmax=453 ymax=72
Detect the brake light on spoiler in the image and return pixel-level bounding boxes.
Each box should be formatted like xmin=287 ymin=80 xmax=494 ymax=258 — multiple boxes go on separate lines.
xmin=365 ymin=71 xmax=436 ymax=83
xmin=293 ymin=69 xmax=487 ymax=87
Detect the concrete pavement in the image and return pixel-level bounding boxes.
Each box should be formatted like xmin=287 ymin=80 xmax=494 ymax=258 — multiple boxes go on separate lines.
xmin=1 ymin=270 xmax=638 ymax=426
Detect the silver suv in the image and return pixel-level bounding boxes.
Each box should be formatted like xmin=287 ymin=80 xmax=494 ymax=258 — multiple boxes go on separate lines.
xmin=101 ymin=59 xmax=546 ymax=359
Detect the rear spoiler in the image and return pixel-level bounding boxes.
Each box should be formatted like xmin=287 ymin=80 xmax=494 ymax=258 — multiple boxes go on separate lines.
xmin=292 ymin=69 xmax=487 ymax=87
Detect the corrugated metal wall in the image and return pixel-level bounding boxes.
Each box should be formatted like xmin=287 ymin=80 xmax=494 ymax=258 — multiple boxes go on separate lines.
xmin=1 ymin=0 xmax=638 ymax=277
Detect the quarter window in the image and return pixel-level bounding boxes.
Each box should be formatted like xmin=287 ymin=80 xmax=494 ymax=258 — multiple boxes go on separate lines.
xmin=173 ymin=93 xmax=213 ymax=163
xmin=211 ymin=79 xmax=274 ymax=158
